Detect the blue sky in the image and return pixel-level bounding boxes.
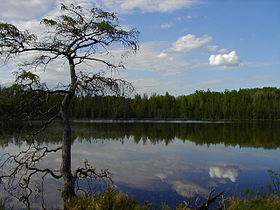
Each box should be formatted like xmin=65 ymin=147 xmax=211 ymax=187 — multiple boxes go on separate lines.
xmin=0 ymin=0 xmax=279 ymax=96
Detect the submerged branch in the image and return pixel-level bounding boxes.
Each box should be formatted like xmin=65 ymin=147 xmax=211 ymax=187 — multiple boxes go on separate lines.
xmin=182 ymin=189 xmax=224 ymax=210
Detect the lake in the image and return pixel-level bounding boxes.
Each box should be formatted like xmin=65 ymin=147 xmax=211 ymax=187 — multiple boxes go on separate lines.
xmin=1 ymin=121 xmax=280 ymax=209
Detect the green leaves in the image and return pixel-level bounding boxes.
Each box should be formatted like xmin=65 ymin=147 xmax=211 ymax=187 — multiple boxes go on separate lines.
xmin=15 ymin=70 xmax=43 ymax=90
xmin=0 ymin=22 xmax=36 ymax=58
xmin=40 ymin=18 xmax=58 ymax=26
xmin=96 ymin=21 xmax=115 ymax=32
xmin=39 ymin=3 xmax=139 ymax=52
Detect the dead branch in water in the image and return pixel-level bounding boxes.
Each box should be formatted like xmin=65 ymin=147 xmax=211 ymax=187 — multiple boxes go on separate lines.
xmin=182 ymin=189 xmax=224 ymax=210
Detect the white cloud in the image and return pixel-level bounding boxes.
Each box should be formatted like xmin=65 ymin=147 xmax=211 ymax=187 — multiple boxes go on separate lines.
xmin=0 ymin=0 xmax=200 ymax=23
xmin=207 ymin=45 xmax=219 ymax=51
xmin=207 ymin=46 xmax=228 ymax=54
xmin=0 ymin=0 xmax=197 ymax=23
xmin=172 ymin=34 xmax=212 ymax=52
xmin=155 ymin=173 xmax=167 ymax=181
xmin=159 ymin=23 xmax=172 ymax=29
xmin=116 ymin=24 xmax=133 ymax=31
xmin=209 ymin=165 xmax=239 ymax=182
xmin=0 ymin=40 xmax=198 ymax=90
xmin=96 ymin=0 xmax=201 ymax=13
xmin=156 ymin=51 xmax=169 ymax=58
xmin=124 ymin=42 xmax=196 ymax=76
xmin=0 ymin=0 xmax=53 ymax=21
xmin=209 ymin=51 xmax=240 ymax=66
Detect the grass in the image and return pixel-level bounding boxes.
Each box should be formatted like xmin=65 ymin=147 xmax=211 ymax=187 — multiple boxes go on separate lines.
xmin=225 ymin=195 xmax=280 ymax=210
xmin=0 ymin=200 xmax=5 ymax=210
xmin=64 ymin=188 xmax=280 ymax=210
xmin=64 ymin=187 xmax=151 ymax=210
xmin=0 ymin=189 xmax=279 ymax=210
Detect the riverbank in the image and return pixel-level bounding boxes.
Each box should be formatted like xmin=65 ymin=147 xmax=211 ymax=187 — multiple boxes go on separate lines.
xmin=64 ymin=189 xmax=280 ymax=210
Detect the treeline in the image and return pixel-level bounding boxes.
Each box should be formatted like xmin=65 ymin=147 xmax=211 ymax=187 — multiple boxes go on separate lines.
xmin=0 ymin=85 xmax=60 ymax=123
xmin=72 ymin=87 xmax=280 ymax=120
xmin=1 ymin=85 xmax=280 ymax=120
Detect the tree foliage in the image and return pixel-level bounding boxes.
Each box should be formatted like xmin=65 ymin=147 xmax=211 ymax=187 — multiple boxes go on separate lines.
xmin=1 ymin=87 xmax=279 ymax=123
xmin=68 ymin=87 xmax=280 ymax=120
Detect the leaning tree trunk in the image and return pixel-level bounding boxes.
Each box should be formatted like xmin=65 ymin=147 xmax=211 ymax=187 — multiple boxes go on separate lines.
xmin=61 ymin=58 xmax=77 ymax=200
xmin=60 ymin=93 xmax=76 ymax=200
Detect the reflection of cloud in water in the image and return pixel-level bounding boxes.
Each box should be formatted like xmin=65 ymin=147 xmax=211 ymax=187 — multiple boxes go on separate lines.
xmin=209 ymin=165 xmax=239 ymax=182
xmin=154 ymin=173 xmax=208 ymax=198
xmin=155 ymin=173 xmax=167 ymax=182
xmin=171 ymin=181 xmax=208 ymax=198
xmin=71 ymin=140 xmax=211 ymax=198
xmin=1 ymin=136 xmax=242 ymax=207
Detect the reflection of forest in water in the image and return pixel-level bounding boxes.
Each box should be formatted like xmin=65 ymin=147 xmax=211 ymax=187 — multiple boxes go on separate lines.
xmin=1 ymin=121 xmax=280 ymax=149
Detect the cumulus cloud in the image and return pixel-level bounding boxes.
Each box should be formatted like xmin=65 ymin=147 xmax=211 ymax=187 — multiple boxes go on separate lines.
xmin=172 ymin=34 xmax=212 ymax=52
xmin=209 ymin=51 xmax=240 ymax=66
xmin=0 ymin=0 xmax=210 ymax=95
xmin=0 ymin=0 xmax=53 ymax=21
xmin=95 ymin=0 xmax=201 ymax=13
xmin=0 ymin=0 xmax=201 ymax=23
xmin=0 ymin=0 xmax=200 ymax=23
xmin=124 ymin=42 xmax=196 ymax=76
xmin=209 ymin=165 xmax=239 ymax=182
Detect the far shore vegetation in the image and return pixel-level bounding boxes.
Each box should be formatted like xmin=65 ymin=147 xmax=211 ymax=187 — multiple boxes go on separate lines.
xmin=1 ymin=86 xmax=280 ymax=123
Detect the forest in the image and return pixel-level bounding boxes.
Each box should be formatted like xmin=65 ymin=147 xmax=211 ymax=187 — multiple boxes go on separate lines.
xmin=0 ymin=85 xmax=280 ymax=121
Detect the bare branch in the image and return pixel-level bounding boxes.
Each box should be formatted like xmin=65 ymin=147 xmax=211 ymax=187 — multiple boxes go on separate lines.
xmin=74 ymin=56 xmax=120 ymax=68
xmin=76 ymin=71 xmax=134 ymax=96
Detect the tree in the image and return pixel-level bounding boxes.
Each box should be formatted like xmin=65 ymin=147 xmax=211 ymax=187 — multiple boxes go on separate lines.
xmin=0 ymin=3 xmax=139 ymax=203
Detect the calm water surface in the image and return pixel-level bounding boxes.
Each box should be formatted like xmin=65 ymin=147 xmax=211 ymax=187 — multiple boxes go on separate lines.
xmin=1 ymin=121 xmax=280 ymax=209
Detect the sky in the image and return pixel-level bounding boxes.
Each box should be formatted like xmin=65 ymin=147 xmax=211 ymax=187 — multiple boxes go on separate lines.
xmin=0 ymin=0 xmax=279 ymax=96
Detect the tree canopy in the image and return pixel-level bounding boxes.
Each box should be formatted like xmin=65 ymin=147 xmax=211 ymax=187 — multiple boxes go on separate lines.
xmin=0 ymin=3 xmax=139 ymax=95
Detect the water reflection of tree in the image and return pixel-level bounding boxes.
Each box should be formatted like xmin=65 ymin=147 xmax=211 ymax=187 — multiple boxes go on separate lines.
xmin=1 ymin=122 xmax=280 ymax=149
xmin=73 ymin=122 xmax=280 ymax=149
